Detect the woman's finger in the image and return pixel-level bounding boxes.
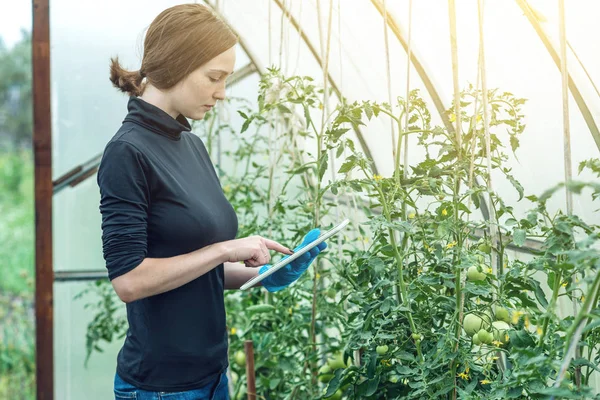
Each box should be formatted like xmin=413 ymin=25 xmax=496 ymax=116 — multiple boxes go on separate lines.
xmin=263 ymin=238 xmax=293 ymax=255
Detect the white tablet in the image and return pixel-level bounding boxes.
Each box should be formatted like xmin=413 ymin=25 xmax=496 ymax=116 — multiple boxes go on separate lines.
xmin=240 ymin=218 xmax=350 ymax=290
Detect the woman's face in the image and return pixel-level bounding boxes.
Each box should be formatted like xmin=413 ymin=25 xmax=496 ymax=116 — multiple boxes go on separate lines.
xmin=171 ymin=46 xmax=236 ymax=120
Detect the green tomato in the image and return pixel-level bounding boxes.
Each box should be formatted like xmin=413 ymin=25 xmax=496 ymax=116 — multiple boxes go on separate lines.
xmin=491 ymin=321 xmax=511 ymax=344
xmin=327 ymin=352 xmax=350 ymax=370
xmin=318 ymin=364 xmax=333 ymax=383
xmin=477 ymin=329 xmax=493 ymax=345
xmin=478 ymin=243 xmax=492 ymax=254
xmin=319 ymin=364 xmax=332 ymax=374
xmin=495 ymin=307 xmax=511 ymax=323
xmin=463 ymin=313 xmax=490 ymax=336
xmin=564 ymin=371 xmax=572 ymax=381
xmin=472 ymin=334 xmax=482 ymax=346
xmin=231 ymin=371 xmax=239 ymax=385
xmin=376 ymin=345 xmax=389 ymax=355
xmin=326 ymin=288 xmax=337 ymax=299
xmin=467 ymin=266 xmax=486 ymax=282
xmin=325 ymin=389 xmax=343 ymax=400
xmin=234 ymin=350 xmax=246 ymax=367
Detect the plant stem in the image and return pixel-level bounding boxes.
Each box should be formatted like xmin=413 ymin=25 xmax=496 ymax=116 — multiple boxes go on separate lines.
xmin=584 ymin=285 xmax=600 ymax=384
xmin=538 ymin=267 xmax=563 ymax=347
xmin=554 ymin=272 xmax=600 ymax=387
xmin=310 ymin=102 xmax=323 ymax=389
xmin=372 ymin=177 xmax=424 ymax=363
xmin=450 ymin=143 xmax=465 ymax=392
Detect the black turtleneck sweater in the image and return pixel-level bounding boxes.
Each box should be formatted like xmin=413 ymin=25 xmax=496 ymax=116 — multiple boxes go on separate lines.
xmin=97 ymin=97 xmax=238 ymax=391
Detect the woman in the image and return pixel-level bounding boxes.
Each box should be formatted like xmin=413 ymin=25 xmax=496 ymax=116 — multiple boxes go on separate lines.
xmin=98 ymin=4 xmax=326 ymax=399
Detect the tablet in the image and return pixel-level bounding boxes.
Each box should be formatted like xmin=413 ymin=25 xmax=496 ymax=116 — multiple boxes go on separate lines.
xmin=240 ymin=218 xmax=350 ymax=290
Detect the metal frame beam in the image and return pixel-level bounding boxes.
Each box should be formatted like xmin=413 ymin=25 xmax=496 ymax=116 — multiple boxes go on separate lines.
xmin=516 ymin=0 xmax=600 ymax=151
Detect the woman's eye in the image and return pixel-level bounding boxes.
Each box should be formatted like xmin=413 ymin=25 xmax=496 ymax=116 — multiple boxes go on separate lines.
xmin=209 ymin=77 xmax=221 ymax=83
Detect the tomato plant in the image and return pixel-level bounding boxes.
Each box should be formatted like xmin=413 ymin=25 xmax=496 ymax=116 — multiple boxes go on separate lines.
xmin=78 ymin=68 xmax=600 ymax=399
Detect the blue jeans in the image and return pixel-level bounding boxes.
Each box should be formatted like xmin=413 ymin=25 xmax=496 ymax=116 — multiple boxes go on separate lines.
xmin=114 ymin=371 xmax=229 ymax=400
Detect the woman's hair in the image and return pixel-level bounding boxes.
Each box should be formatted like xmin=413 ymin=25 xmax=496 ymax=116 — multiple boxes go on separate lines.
xmin=109 ymin=4 xmax=238 ymax=96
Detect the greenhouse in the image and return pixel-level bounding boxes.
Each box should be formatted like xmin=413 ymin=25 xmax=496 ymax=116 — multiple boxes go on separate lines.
xmin=2 ymin=0 xmax=600 ymax=398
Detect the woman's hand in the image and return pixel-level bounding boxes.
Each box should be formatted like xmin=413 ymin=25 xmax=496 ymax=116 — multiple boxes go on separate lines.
xmin=220 ymin=236 xmax=293 ymax=268
xmin=259 ymin=228 xmax=327 ymax=292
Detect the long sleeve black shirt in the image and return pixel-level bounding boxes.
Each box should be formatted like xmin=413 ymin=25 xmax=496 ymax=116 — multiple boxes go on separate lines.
xmin=97 ymin=97 xmax=238 ymax=391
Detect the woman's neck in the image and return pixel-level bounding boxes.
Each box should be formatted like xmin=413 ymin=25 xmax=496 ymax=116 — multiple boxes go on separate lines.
xmin=139 ymin=85 xmax=178 ymax=119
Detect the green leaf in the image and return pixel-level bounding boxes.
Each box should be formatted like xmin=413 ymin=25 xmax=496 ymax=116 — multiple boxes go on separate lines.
xmin=534 ymin=386 xmax=585 ymax=399
xmin=525 ymin=194 xmax=538 ymax=202
xmin=303 ymin=105 xmax=312 ymax=129
xmin=324 ymin=369 xmax=343 ymax=397
xmin=572 ymin=357 xmax=600 ymax=373
xmin=507 ymin=386 xmax=524 ymax=398
xmin=277 ymin=104 xmax=292 ymax=114
xmin=464 ymin=282 xmax=492 ymax=296
xmin=548 ymin=271 xmax=556 ymax=290
xmin=338 ymin=159 xmax=355 ymax=174
xmin=555 ymin=219 xmax=573 ymax=235
xmin=364 ymin=103 xmax=373 ymax=120
xmin=237 ymin=110 xmax=249 ymax=119
xmin=507 ymin=173 xmax=524 ymax=201
xmin=471 ymin=193 xmax=481 ymax=209
xmin=367 ymin=351 xmax=378 ymax=378
xmin=505 ymin=218 xmax=517 ymax=226
xmin=379 ymin=298 xmax=392 ymax=314
xmin=364 ymin=376 xmax=380 ymax=396
xmin=582 ymin=319 xmax=600 ymax=334
xmin=327 ymin=128 xmax=350 ymax=143
xmin=318 ymin=153 xmax=329 ymax=182
xmin=513 ymin=229 xmax=526 ymax=247
xmin=539 ymin=184 xmax=563 ymax=203
xmin=269 ymin=378 xmax=281 ymax=390
xmin=240 ymin=117 xmax=253 ymax=133
xmin=336 ymin=143 xmax=345 ymax=158
xmin=526 ymin=212 xmax=538 ymax=227
xmin=510 ymin=135 xmax=520 ymax=153
xmin=532 ymin=280 xmax=549 ymax=309
xmin=508 ymin=329 xmax=536 ymax=348
xmin=368 ymin=257 xmax=385 ymax=272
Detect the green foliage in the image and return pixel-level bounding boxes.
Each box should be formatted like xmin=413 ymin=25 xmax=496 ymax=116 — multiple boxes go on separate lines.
xmin=76 ymin=67 xmax=600 ymax=399
xmin=74 ymin=280 xmax=128 ymax=367
xmin=0 ymin=31 xmax=32 ymax=149
xmin=0 ymin=31 xmax=35 ymax=399
xmin=0 ymin=291 xmax=35 ymax=399
xmin=0 ymin=150 xmax=35 ymax=294
xmin=0 ymin=150 xmax=35 ymax=399
xmin=230 ymin=68 xmax=600 ymax=399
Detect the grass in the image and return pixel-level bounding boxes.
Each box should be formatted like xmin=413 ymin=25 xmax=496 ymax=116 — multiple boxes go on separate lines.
xmin=0 ymin=150 xmax=35 ymax=294
xmin=0 ymin=150 xmax=36 ymax=398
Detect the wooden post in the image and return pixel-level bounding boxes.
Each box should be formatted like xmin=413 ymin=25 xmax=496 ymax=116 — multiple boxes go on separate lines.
xmin=32 ymin=0 xmax=53 ymax=399
xmin=244 ymin=340 xmax=256 ymax=400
